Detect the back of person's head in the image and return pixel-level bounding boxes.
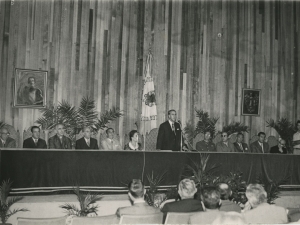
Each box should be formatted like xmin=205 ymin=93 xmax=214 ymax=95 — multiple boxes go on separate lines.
xmin=201 ymin=186 xmax=221 ymax=209
xmin=217 ymin=183 xmax=232 ymax=200
xmin=245 ymin=184 xmax=267 ymax=208
xmin=128 ymin=179 xmax=145 ymax=199
xmin=178 ymin=179 xmax=197 ymax=199
xmin=211 ymin=212 xmax=246 ymax=224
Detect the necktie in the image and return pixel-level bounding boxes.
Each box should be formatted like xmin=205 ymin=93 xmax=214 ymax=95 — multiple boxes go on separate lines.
xmin=87 ymin=140 xmax=90 ymax=147
xmin=260 ymin=143 xmax=264 ymax=153
xmin=34 ymin=139 xmax=38 ymax=146
xmin=172 ymin=123 xmax=176 ymax=135
xmin=239 ymin=143 xmax=243 ymax=151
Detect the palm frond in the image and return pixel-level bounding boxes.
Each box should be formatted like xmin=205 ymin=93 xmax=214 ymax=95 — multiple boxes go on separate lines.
xmin=5 ymin=208 xmax=28 ymax=221
xmin=194 ymin=109 xmax=219 ymax=138
xmin=0 ymin=121 xmax=6 ymax=130
xmin=146 ymin=170 xmax=167 ymax=193
xmin=94 ymin=107 xmax=123 ymax=131
xmin=76 ymin=96 xmax=98 ymax=131
xmin=222 ymin=122 xmax=249 ymax=136
xmin=6 ymin=196 xmax=24 ymax=208
xmin=0 ymin=180 xmax=12 ymax=206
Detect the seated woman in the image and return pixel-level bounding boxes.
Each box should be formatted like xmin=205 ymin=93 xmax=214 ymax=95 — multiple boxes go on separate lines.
xmin=124 ymin=130 xmax=143 ymax=150
xmin=270 ymin=139 xmax=287 ymax=154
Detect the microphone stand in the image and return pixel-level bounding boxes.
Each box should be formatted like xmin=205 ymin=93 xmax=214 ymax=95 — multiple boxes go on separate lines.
xmin=178 ymin=120 xmax=194 ymax=152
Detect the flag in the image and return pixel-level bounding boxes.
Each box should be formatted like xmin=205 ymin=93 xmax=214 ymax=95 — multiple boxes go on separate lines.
xmin=140 ymin=51 xmax=157 ymax=136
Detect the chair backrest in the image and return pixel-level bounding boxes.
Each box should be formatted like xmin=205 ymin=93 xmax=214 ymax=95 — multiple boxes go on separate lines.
xmin=193 ymin=133 xmax=204 ymax=149
xmin=213 ymin=133 xmax=222 ymax=145
xmin=119 ymin=213 xmax=163 ymax=224
xmin=250 ymin=135 xmax=259 ymax=144
xmin=229 ymin=133 xmax=237 ymax=144
xmin=145 ymin=128 xmax=159 ymax=151
xmin=268 ymin=135 xmax=278 ymax=148
xmin=165 ymin=212 xmax=199 ymax=224
xmin=17 ymin=216 xmax=67 ymax=225
xmin=72 ymin=215 xmax=119 ymax=225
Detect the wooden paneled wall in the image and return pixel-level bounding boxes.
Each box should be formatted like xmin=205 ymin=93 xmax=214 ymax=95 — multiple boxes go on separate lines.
xmin=0 ymin=0 xmax=300 ymax=146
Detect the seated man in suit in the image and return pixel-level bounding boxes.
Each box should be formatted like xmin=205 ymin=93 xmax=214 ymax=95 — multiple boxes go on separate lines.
xmin=75 ymin=127 xmax=98 ymax=150
xmin=161 ymin=179 xmax=203 ymax=218
xmin=101 ymin=128 xmax=121 ymax=150
xmin=233 ymin=133 xmax=249 ymax=152
xmin=216 ymin=132 xmax=235 ymax=152
xmin=250 ymin=132 xmax=269 ymax=153
xmin=196 ymin=131 xmax=216 ymax=152
xmin=48 ymin=124 xmax=72 ymax=149
xmin=242 ymin=184 xmax=288 ymax=224
xmin=23 ymin=126 xmax=47 ymax=148
xmin=189 ymin=187 xmax=223 ymax=224
xmin=0 ymin=127 xmax=16 ymax=148
xmin=293 ymin=120 xmax=300 ymax=154
xmin=156 ymin=109 xmax=182 ymax=151
xmin=217 ymin=183 xmax=241 ymax=212
xmin=116 ymin=179 xmax=160 ymax=217
xmin=270 ymin=139 xmax=287 ymax=154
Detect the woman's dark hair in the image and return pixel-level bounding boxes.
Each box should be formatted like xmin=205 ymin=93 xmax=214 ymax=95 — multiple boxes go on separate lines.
xmin=129 ymin=130 xmax=138 ymax=141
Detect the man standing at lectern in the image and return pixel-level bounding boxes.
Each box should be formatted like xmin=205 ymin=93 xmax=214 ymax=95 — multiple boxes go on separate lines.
xmin=156 ymin=110 xmax=182 ymax=151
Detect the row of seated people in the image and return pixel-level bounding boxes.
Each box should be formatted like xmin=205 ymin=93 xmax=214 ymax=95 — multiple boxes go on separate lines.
xmin=82 ymin=178 xmax=299 ymax=224
xmin=1 ymin=122 xmax=300 ymax=153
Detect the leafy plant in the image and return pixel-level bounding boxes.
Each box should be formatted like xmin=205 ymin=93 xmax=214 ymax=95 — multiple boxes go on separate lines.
xmin=144 ymin=171 xmax=167 ymax=207
xmin=222 ymin=122 xmax=249 ymax=136
xmin=256 ymin=174 xmax=289 ymax=204
xmin=266 ymin=118 xmax=296 ymax=153
xmin=0 ymin=121 xmax=6 ymax=130
xmin=195 ymin=109 xmax=219 ymax=138
xmin=60 ymin=186 xmax=102 ymax=217
xmin=184 ymin=154 xmax=219 ymax=190
xmin=0 ymin=180 xmax=28 ymax=223
xmin=36 ymin=96 xmax=123 ymax=145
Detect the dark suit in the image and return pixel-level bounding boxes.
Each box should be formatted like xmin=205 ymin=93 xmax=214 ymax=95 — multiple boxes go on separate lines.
xmin=270 ymin=145 xmax=287 ymax=154
xmin=48 ymin=135 xmax=72 ymax=149
xmin=0 ymin=137 xmax=16 ymax=148
xmin=233 ymin=142 xmax=249 ymax=152
xmin=250 ymin=141 xmax=269 ymax=153
xmin=75 ymin=137 xmax=98 ymax=150
xmin=156 ymin=121 xmax=182 ymax=151
xmin=23 ymin=137 xmax=47 ymax=149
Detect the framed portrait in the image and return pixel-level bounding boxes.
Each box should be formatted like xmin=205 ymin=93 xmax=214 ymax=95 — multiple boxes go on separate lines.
xmin=13 ymin=68 xmax=47 ymax=108
xmin=241 ymin=88 xmax=261 ymax=116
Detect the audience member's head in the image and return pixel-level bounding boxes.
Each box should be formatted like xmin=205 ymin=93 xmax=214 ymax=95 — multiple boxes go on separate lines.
xmin=128 ymin=179 xmax=145 ymax=201
xmin=129 ymin=130 xmax=139 ymax=142
xmin=168 ymin=109 xmax=177 ymax=122
xmin=31 ymin=126 xmax=40 ymax=139
xmin=236 ymin=133 xmax=244 ymax=143
xmin=0 ymin=128 xmax=10 ymax=141
xmin=221 ymin=132 xmax=229 ymax=142
xmin=204 ymin=131 xmax=212 ymax=142
xmin=217 ymin=183 xmax=232 ymax=200
xmin=201 ymin=187 xmax=221 ymax=210
xmin=258 ymin=132 xmax=266 ymax=143
xmin=56 ymin=124 xmax=65 ymax=137
xmin=106 ymin=128 xmax=115 ymax=139
xmin=212 ymin=212 xmax=246 ymax=225
xmin=296 ymin=120 xmax=300 ymax=131
xmin=245 ymin=184 xmax=267 ymax=208
xmin=178 ymin=179 xmax=197 ymax=199
xmin=82 ymin=127 xmax=92 ymax=139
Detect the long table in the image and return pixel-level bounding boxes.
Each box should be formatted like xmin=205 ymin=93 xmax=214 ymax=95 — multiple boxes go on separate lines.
xmin=1 ymin=149 xmax=300 ymax=193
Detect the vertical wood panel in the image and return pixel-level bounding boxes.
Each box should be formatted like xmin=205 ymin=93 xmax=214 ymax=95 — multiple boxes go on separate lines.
xmin=0 ymin=0 xmax=299 ymax=146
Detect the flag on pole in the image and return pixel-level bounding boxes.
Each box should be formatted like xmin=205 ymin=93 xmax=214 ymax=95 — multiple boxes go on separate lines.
xmin=140 ymin=51 xmax=157 ymax=136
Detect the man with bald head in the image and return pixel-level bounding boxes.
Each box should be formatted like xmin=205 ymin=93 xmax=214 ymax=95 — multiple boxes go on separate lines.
xmin=217 ymin=183 xmax=241 ymax=212
xmin=48 ymin=124 xmax=72 ymax=149
xmin=75 ymin=127 xmax=99 ymax=149
xmin=0 ymin=127 xmax=16 ymax=148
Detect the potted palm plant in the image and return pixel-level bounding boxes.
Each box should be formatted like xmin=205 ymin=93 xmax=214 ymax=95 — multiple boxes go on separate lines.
xmin=36 ymin=96 xmax=123 ymax=146
xmin=0 ymin=180 xmax=28 ymax=225
xmin=60 ymin=186 xmax=102 ymax=217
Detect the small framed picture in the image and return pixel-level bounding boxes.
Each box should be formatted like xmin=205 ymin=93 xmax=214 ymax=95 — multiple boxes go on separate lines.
xmin=13 ymin=68 xmax=47 ymax=108
xmin=241 ymin=88 xmax=261 ymax=116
